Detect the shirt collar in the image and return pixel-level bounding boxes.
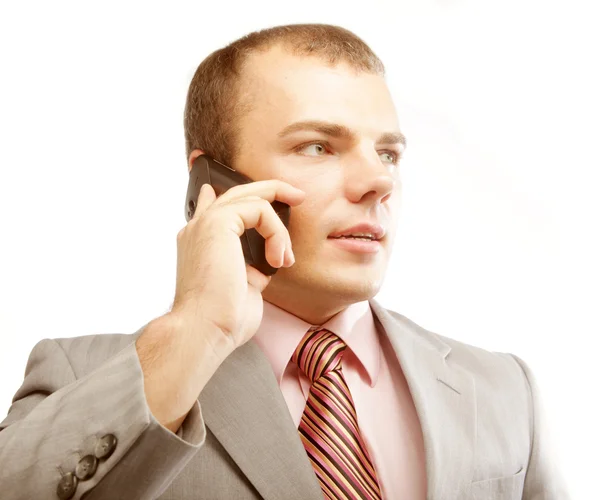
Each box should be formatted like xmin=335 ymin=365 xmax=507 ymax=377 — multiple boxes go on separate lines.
xmin=252 ymin=298 xmax=381 ymax=388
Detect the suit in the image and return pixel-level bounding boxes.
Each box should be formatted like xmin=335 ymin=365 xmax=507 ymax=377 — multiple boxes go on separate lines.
xmin=0 ymin=298 xmax=569 ymax=499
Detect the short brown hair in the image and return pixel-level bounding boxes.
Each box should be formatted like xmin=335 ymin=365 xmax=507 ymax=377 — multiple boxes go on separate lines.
xmin=183 ymin=23 xmax=385 ymax=167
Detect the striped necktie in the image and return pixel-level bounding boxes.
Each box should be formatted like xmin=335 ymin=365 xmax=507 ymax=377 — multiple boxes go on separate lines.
xmin=292 ymin=328 xmax=383 ymax=500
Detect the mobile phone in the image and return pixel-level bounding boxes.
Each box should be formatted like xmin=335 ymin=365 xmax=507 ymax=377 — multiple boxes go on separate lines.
xmin=185 ymin=154 xmax=291 ymax=276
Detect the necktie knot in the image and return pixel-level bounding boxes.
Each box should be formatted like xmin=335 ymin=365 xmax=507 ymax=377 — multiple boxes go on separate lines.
xmin=292 ymin=328 xmax=347 ymax=383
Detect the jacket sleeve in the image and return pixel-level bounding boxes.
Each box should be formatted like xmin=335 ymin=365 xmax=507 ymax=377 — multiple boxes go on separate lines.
xmin=509 ymin=354 xmax=571 ymax=500
xmin=0 ymin=336 xmax=206 ymax=500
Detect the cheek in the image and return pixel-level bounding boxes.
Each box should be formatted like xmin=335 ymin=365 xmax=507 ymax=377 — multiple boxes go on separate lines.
xmin=289 ymin=206 xmax=317 ymax=237
xmin=288 ymin=198 xmax=326 ymax=244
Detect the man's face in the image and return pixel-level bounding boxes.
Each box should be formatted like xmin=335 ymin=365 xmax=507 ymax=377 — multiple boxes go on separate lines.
xmin=195 ymin=45 xmax=405 ymax=322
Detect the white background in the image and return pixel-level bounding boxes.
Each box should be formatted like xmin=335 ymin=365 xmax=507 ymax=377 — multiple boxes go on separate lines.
xmin=1 ymin=0 xmax=597 ymax=497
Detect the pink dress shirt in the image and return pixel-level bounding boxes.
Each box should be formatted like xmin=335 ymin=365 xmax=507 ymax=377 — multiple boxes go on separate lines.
xmin=252 ymin=299 xmax=427 ymax=500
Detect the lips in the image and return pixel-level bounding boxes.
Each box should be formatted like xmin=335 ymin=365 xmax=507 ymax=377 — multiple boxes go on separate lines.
xmin=331 ymin=235 xmax=375 ymax=240
xmin=327 ymin=235 xmax=382 ymax=254
xmin=328 ymin=222 xmax=386 ymax=241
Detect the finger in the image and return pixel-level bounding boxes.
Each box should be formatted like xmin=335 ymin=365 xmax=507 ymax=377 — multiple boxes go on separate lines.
xmin=221 ymin=197 xmax=291 ymax=268
xmin=214 ymin=179 xmax=305 ymax=208
xmin=192 ymin=183 xmax=217 ymax=220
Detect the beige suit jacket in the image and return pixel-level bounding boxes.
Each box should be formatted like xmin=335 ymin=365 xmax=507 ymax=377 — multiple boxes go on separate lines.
xmin=0 ymin=299 xmax=570 ymax=499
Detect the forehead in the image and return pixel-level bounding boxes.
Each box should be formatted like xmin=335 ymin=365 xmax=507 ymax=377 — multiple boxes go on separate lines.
xmin=239 ymin=45 xmax=399 ymax=134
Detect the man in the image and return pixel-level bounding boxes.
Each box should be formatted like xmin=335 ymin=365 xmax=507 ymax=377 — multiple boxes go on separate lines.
xmin=0 ymin=23 xmax=568 ymax=500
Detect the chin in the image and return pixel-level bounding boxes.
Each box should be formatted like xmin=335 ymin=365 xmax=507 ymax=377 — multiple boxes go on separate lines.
xmin=298 ymin=263 xmax=384 ymax=296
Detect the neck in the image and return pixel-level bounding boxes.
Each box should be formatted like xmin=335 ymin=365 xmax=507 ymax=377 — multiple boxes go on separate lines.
xmin=262 ymin=284 xmax=352 ymax=326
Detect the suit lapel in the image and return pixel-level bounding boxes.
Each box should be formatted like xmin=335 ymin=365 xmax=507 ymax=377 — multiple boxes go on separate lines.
xmin=199 ymin=298 xmax=477 ymax=500
xmin=368 ymin=299 xmax=476 ymax=500
xmin=199 ymin=339 xmax=324 ymax=500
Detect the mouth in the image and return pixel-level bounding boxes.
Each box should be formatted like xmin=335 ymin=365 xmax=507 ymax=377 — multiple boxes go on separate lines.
xmin=326 ymin=221 xmax=386 ymax=254
xmin=326 ymin=235 xmax=383 ymax=254
xmin=327 ymin=222 xmax=386 ymax=241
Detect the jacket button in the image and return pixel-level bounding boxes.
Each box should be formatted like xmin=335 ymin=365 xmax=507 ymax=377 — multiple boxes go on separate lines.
xmin=75 ymin=454 xmax=98 ymax=480
xmin=94 ymin=433 xmax=117 ymax=460
xmin=56 ymin=472 xmax=78 ymax=499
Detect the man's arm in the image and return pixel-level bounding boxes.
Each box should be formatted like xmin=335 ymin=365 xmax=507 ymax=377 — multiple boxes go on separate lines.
xmin=0 ymin=327 xmax=208 ymax=500
xmin=510 ymin=354 xmax=571 ymax=500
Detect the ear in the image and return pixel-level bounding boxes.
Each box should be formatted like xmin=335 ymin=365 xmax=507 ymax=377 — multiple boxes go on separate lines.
xmin=188 ymin=149 xmax=205 ymax=172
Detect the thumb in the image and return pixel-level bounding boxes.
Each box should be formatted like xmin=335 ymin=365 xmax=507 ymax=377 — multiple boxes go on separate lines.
xmin=193 ymin=183 xmax=217 ymax=219
xmin=246 ymin=264 xmax=272 ymax=292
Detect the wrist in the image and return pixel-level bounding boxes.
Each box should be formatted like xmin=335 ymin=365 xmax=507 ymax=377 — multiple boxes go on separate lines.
xmin=165 ymin=308 xmax=235 ymax=360
xmin=135 ymin=311 xmax=233 ymax=432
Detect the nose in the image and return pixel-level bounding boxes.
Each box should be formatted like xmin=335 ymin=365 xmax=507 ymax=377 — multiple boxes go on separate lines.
xmin=345 ymin=149 xmax=397 ymax=205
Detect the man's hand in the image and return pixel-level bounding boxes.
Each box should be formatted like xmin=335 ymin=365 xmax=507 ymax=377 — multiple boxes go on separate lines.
xmin=136 ymin=171 xmax=306 ymax=432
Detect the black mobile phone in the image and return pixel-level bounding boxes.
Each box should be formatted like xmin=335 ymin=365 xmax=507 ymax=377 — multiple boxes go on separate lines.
xmin=185 ymin=154 xmax=291 ymax=276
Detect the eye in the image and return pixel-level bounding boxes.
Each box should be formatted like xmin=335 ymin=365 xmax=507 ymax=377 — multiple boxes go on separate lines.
xmin=297 ymin=142 xmax=328 ymax=156
xmin=379 ymin=151 xmax=399 ymax=164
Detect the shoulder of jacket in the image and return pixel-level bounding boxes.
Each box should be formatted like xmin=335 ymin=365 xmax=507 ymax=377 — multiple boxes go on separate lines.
xmin=384 ymin=308 xmax=526 ymax=386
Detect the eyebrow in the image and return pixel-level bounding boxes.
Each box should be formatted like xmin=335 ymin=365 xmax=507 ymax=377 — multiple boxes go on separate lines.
xmin=277 ymin=120 xmax=407 ymax=149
